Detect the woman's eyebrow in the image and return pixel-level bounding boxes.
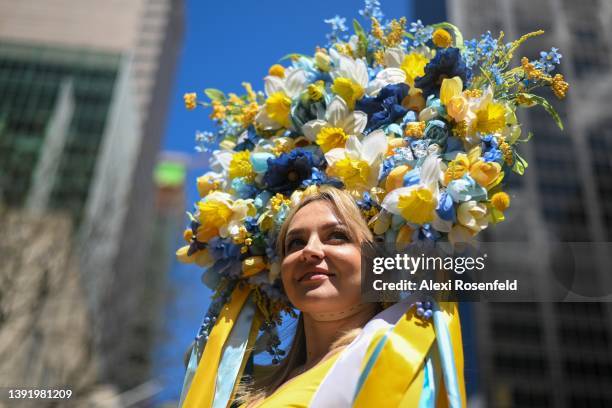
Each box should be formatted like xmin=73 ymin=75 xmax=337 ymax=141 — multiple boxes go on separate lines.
xmin=286 ymin=221 xmax=345 ymax=239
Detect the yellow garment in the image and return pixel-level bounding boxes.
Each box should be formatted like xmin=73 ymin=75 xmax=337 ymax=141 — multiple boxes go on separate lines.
xmin=242 ymin=351 xmax=343 ymax=408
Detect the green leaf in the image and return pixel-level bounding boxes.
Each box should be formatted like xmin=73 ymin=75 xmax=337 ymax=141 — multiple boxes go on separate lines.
xmin=353 ymin=19 xmax=369 ymax=59
xmin=517 ymin=131 xmax=534 ymax=143
xmin=431 ymin=22 xmax=464 ymax=48
xmin=512 ymin=151 xmax=528 ymax=175
xmin=204 ymin=88 xmax=226 ymax=102
xmin=525 ymin=94 xmax=565 ymax=130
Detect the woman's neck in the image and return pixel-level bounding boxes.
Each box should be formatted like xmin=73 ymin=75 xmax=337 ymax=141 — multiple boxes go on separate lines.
xmin=301 ymin=304 xmax=377 ymax=367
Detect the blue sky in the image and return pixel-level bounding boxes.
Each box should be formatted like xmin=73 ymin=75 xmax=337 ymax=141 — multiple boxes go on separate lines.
xmin=155 ymin=0 xmax=414 ymax=403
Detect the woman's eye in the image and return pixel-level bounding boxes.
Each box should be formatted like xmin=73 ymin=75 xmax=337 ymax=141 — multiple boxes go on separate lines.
xmin=286 ymin=239 xmax=304 ymax=251
xmin=328 ymin=231 xmax=350 ymax=242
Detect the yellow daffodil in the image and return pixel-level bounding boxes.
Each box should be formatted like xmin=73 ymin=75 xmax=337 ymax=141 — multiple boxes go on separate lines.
xmin=196 ymin=172 xmax=223 ymax=197
xmin=302 ymin=96 xmax=367 ymax=152
xmin=197 ymin=191 xmax=256 ymax=239
xmin=381 ymin=155 xmax=445 ymax=226
xmin=228 ymin=151 xmax=255 ymax=180
xmin=255 ymin=66 xmax=308 ymax=131
xmin=325 ymin=130 xmax=388 ymax=194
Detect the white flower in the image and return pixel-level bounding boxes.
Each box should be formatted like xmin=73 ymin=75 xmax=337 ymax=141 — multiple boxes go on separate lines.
xmin=457 ymin=201 xmax=488 ymax=232
xmin=302 ymin=96 xmax=367 ymax=151
xmin=324 ymin=129 xmax=387 ymax=192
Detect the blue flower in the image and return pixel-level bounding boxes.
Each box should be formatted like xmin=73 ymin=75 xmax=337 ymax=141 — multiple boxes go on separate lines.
xmin=234 ymin=127 xmax=260 ymax=151
xmin=436 ymin=191 xmax=455 ymax=222
xmin=355 ymin=83 xmax=410 ymax=132
xmin=301 ymin=167 xmax=343 ymax=189
xmin=380 ymin=157 xmax=396 ymax=180
xmin=357 ymin=191 xmax=381 ymax=211
xmin=409 ymin=20 xmax=433 ymax=47
xmin=537 ymin=47 xmax=562 ymax=74
xmin=483 ymin=148 xmax=502 ymax=163
xmin=359 ymin=0 xmax=384 ymax=21
xmin=231 ymin=177 xmax=258 ymax=198
xmin=324 ymin=15 xmax=348 ymax=45
xmin=263 ymin=148 xmax=321 ymax=195
xmin=415 ymin=48 xmax=469 ymax=99
xmin=447 ymin=175 xmax=487 ymax=202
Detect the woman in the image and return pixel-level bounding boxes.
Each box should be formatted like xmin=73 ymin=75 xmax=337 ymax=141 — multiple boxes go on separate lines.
xmin=233 ymin=185 xmax=467 ymax=407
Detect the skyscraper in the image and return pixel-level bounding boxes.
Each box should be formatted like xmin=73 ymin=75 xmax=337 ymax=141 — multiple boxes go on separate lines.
xmin=446 ymin=0 xmax=612 ymax=406
xmin=0 ymin=0 xmax=184 ymax=390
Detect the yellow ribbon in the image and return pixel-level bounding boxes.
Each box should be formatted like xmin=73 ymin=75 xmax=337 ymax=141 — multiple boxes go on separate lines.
xmin=354 ymin=302 xmax=466 ymax=408
xmin=353 ymin=306 xmax=436 ymax=407
xmin=183 ymin=285 xmax=252 ymax=408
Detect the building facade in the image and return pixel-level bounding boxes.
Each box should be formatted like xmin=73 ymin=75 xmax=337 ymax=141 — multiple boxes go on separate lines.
xmin=446 ymin=0 xmax=612 ymax=406
xmin=0 ymin=0 xmax=184 ymax=391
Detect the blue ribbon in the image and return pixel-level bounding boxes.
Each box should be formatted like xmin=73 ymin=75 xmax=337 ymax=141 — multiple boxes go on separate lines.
xmin=417 ymin=356 xmax=437 ymax=408
xmin=352 ymin=327 xmax=392 ymax=403
xmin=212 ymin=297 xmax=255 ymax=408
xmin=433 ymin=304 xmax=461 ymax=408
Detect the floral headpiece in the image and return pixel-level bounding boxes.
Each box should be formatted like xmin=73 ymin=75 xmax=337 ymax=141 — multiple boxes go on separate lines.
xmin=178 ymin=1 xmax=567 ymax=370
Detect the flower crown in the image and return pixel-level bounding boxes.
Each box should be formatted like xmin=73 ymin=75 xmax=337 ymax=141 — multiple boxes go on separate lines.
xmin=178 ymin=2 xmax=568 ymax=361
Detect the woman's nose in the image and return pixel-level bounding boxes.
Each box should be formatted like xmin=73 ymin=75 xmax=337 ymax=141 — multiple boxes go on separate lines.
xmin=301 ymin=235 xmax=324 ymax=261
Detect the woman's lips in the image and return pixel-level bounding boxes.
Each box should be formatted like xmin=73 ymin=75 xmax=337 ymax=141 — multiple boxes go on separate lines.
xmin=299 ymin=272 xmax=333 ymax=282
xmin=298 ymin=268 xmax=335 ymax=282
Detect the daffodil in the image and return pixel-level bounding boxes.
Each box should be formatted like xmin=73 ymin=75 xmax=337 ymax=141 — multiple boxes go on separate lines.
xmin=325 ymin=130 xmax=387 ymax=194
xmin=457 ymin=201 xmax=488 ymax=232
xmin=198 ymin=191 xmax=256 ymax=239
xmin=176 ymin=245 xmax=213 ymax=267
xmin=255 ymin=66 xmax=309 ymax=130
xmin=381 ymin=155 xmax=446 ymax=226
xmin=302 ymin=96 xmax=367 ymax=153
xmin=329 ymin=49 xmax=405 ymax=109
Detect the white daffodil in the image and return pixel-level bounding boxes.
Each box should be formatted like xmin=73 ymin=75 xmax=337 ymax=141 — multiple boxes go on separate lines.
xmin=302 ymin=96 xmax=367 ymax=152
xmin=381 ymin=155 xmax=445 ymax=226
xmin=255 ymin=67 xmax=309 ymax=131
xmin=325 ymin=129 xmax=387 ymax=194
xmin=328 ymin=49 xmax=404 ymax=107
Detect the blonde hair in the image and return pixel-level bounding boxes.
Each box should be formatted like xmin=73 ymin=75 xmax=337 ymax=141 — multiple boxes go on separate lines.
xmin=236 ymin=186 xmax=376 ymax=406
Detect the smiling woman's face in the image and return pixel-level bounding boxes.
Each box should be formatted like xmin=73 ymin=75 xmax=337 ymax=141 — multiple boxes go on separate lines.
xmin=281 ymin=200 xmax=363 ymax=315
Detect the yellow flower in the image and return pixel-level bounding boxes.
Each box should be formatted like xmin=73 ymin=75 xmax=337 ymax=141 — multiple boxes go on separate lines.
xmin=315 ymin=51 xmax=331 ymax=72
xmin=447 ymin=95 xmax=469 ymax=122
xmin=396 ymin=224 xmax=414 ymax=250
xmin=444 ymin=153 xmax=471 ymax=185
xmin=196 ymin=224 xmax=219 ymax=243
xmin=307 ymin=81 xmax=325 ymax=102
xmin=385 ymin=17 xmax=406 ymax=47
xmin=397 ymin=187 xmax=436 ymax=224
xmin=184 ymin=92 xmax=197 ymax=110
xmin=268 ymin=64 xmax=286 ymax=78
xmin=371 ymin=17 xmax=385 ymax=41
xmin=316 ymin=127 xmax=349 ymax=153
xmin=440 ymin=77 xmax=463 ymax=106
xmin=469 ymin=160 xmax=502 ymax=189
xmin=386 ymin=137 xmax=407 ymax=156
xmin=198 ymin=200 xmax=233 ymax=229
xmin=183 ymin=228 xmax=193 ymax=243
xmin=432 ymin=28 xmax=453 ymax=48
xmin=242 ymin=256 xmax=268 ymax=277
xmin=228 ymin=151 xmax=254 ymax=180
xmin=491 ymin=192 xmax=510 ymax=211
xmin=551 ymin=74 xmax=569 ymax=99
xmin=240 ymin=102 xmax=260 ymax=128
xmin=385 ymin=164 xmax=411 ymax=191
xmin=242 ymin=82 xmax=257 ymax=102
xmin=328 ymin=157 xmax=370 ymax=190
xmin=331 ymin=77 xmax=365 ymax=110
xmin=176 ymin=246 xmax=213 ymax=267
xmin=210 ymin=101 xmax=227 ymax=121
xmin=474 ymin=102 xmax=506 ymax=134
xmin=404 ymin=121 xmax=426 ymax=138
xmin=265 ymin=92 xmax=292 ymax=128
xmin=400 ymin=53 xmax=429 ymax=87
xmin=196 ymin=174 xmax=221 ymax=197
xmin=457 ymin=201 xmax=488 ymax=233
xmin=228 ymin=93 xmax=244 ymax=106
